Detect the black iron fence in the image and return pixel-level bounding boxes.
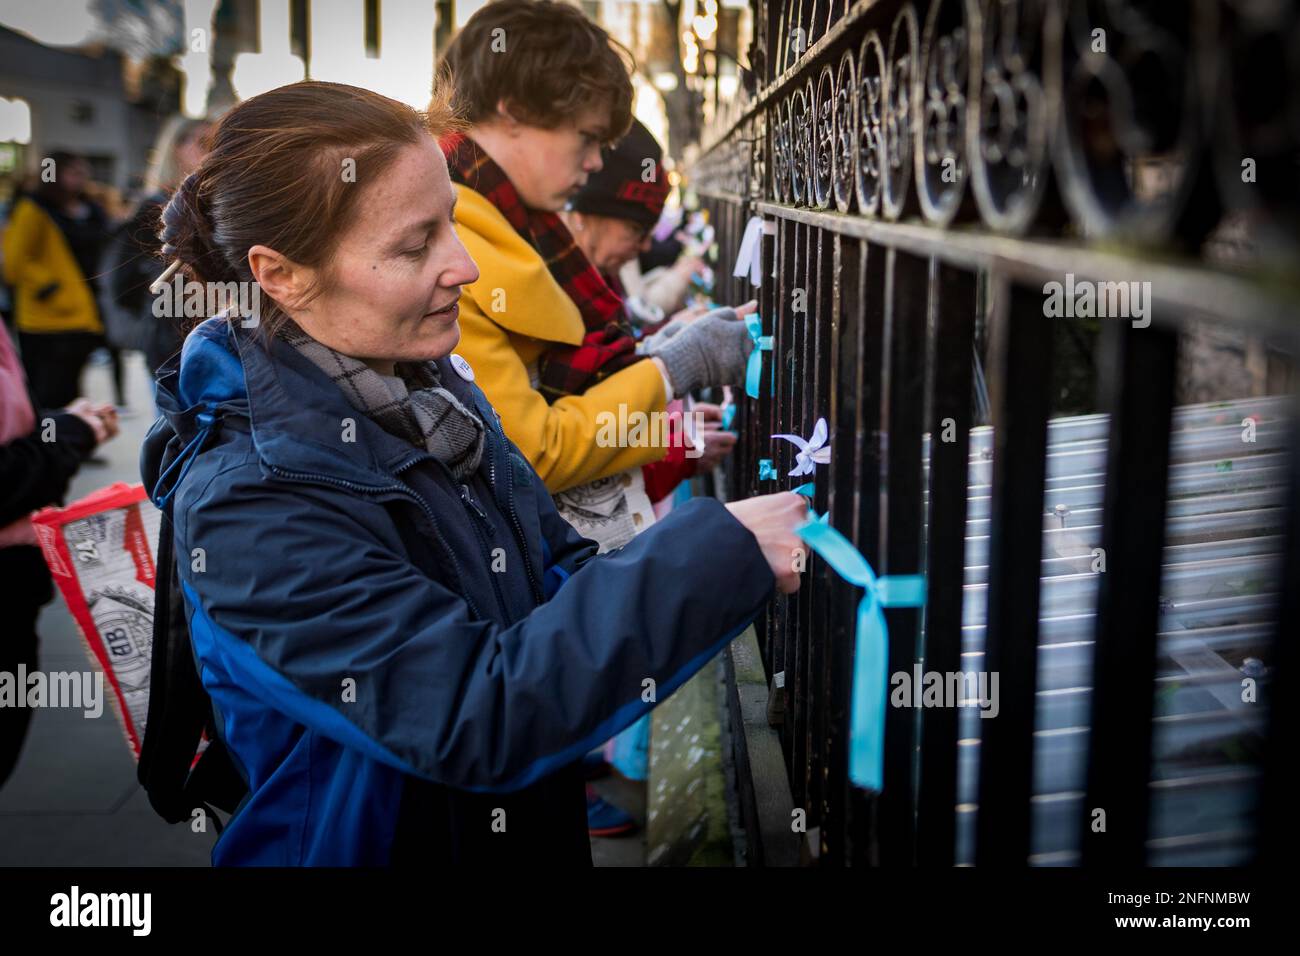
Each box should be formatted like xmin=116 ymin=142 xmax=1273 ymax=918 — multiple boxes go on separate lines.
xmin=693 ymin=0 xmax=1300 ymax=866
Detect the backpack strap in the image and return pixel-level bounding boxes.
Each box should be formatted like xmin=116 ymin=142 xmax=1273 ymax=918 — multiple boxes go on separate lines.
xmin=138 ymin=505 xmax=247 ymax=825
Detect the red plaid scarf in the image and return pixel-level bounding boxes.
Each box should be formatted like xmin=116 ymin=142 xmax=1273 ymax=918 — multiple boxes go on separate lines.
xmin=441 ymin=133 xmax=639 ymax=402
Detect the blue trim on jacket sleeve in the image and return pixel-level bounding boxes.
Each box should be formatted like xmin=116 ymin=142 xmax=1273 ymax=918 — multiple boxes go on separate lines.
xmin=183 ymin=580 xmax=424 ymax=779
xmin=462 ymin=614 xmax=751 ymax=795
xmin=187 ymin=577 xmax=752 ymax=797
xmin=540 ymin=537 xmax=571 ymax=599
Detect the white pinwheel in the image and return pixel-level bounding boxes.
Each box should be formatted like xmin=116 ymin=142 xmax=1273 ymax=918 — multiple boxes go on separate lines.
xmin=773 ymin=417 xmax=832 ymax=477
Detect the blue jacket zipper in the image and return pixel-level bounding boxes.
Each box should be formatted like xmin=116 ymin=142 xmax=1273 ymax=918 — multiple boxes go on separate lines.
xmin=480 ymin=411 xmax=544 ymax=606
xmin=394 ymin=451 xmax=522 ymax=621
xmin=504 ymin=458 xmax=543 ymax=606
xmin=460 ymin=483 xmax=491 ymax=524
xmin=460 ymin=481 xmax=511 ymax=621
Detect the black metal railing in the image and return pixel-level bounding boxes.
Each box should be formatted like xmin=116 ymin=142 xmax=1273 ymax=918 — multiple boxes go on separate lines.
xmin=693 ymin=0 xmax=1300 ymax=866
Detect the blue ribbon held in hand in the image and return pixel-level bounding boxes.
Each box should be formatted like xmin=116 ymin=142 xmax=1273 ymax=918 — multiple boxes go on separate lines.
xmin=745 ymin=312 xmax=773 ymax=399
xmin=795 ymin=516 xmax=926 ymax=792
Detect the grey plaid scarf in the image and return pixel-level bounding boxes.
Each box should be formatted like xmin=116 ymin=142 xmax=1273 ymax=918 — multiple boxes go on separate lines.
xmin=278 ymin=323 xmax=485 ymax=481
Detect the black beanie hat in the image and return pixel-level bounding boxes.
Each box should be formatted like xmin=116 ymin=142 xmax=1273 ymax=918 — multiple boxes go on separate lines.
xmin=570 ymin=118 xmax=671 ymax=228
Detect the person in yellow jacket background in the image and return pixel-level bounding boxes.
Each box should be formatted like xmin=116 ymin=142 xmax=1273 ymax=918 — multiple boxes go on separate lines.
xmin=437 ymin=0 xmax=757 ymax=842
xmin=2 ymin=152 xmax=108 ymax=407
xmin=439 ymin=181 xmax=667 ymax=493
xmin=436 ymin=0 xmax=752 ymax=497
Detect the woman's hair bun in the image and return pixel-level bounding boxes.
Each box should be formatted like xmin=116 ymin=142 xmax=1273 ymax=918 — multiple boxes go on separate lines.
xmin=159 ymin=172 xmax=233 ymax=283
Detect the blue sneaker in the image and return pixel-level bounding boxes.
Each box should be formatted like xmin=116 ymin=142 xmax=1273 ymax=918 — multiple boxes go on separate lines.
xmin=586 ymin=784 xmax=636 ymax=837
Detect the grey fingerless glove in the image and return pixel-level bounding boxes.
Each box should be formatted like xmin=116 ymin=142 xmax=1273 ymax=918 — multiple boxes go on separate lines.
xmin=639 ymin=307 xmax=753 ymax=394
xmin=636 ymin=316 xmax=689 ymax=353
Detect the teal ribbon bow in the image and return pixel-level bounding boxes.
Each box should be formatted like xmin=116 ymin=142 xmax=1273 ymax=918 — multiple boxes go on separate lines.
xmin=795 ymin=517 xmax=926 ymax=792
xmin=757 ymin=458 xmax=777 ymax=480
xmin=745 ymin=312 xmax=773 ymax=399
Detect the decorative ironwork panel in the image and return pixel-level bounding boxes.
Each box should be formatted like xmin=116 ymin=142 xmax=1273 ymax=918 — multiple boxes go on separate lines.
xmin=692 ymin=0 xmax=1300 ymax=869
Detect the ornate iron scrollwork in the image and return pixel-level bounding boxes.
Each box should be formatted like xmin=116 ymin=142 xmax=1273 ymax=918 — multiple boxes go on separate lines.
xmin=739 ymin=0 xmax=1293 ymax=253
xmin=792 ymin=78 xmax=815 ymax=205
xmin=916 ymin=0 xmax=973 ymax=224
xmin=814 ymin=63 xmax=837 ymax=209
xmin=856 ymin=30 xmax=888 ymax=217
xmin=833 ymin=48 xmax=857 ymax=212
xmin=967 ymin=0 xmax=1057 ymax=234
xmin=777 ymin=1 xmax=795 ymax=77
xmin=772 ymin=97 xmax=793 ymax=203
xmin=1052 ymin=0 xmax=1203 ymax=241
xmin=883 ymin=3 xmax=921 ymax=221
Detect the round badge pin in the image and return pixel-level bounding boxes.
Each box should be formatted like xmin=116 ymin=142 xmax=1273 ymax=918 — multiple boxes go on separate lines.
xmin=450 ymin=354 xmax=475 ymax=382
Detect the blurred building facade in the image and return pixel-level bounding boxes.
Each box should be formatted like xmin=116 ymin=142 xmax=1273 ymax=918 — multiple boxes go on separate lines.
xmin=0 ymin=1 xmax=184 ymax=200
xmin=199 ymin=0 xmax=752 ymax=157
xmin=1 ymin=0 xmax=754 ymax=198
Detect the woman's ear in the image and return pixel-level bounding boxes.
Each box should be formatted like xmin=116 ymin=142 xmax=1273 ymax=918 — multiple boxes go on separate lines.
xmin=494 ymin=99 xmax=522 ymax=135
xmin=247 ymin=245 xmax=310 ymax=311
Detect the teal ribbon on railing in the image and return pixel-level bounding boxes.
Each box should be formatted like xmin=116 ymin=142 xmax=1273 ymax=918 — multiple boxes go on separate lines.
xmin=745 ymin=313 xmax=773 ymax=399
xmin=757 ymin=458 xmax=777 ymax=480
xmin=795 ymin=517 xmax=926 ymax=792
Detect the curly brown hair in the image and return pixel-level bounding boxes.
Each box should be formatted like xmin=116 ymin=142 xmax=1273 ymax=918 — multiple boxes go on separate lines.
xmin=438 ymin=0 xmax=635 ymax=142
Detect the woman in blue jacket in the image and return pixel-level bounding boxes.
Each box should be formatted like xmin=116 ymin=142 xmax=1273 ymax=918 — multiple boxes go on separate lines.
xmin=138 ymin=81 xmax=806 ymax=865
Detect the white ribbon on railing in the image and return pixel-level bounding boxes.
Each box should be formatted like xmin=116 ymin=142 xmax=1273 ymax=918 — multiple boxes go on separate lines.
xmin=772 ymin=417 xmax=832 ymax=476
xmin=733 ymin=216 xmax=777 ymax=286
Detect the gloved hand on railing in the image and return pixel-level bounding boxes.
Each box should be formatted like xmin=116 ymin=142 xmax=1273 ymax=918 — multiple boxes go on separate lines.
xmin=641 ymin=298 xmax=759 ymax=352
xmin=638 ymin=305 xmax=753 ymax=395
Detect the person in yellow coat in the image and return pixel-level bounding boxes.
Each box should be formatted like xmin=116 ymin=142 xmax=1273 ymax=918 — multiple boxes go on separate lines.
xmin=2 ymin=152 xmax=108 ymax=407
xmin=436 ymin=0 xmax=753 ymax=496
xmin=439 ymin=0 xmax=756 ymax=841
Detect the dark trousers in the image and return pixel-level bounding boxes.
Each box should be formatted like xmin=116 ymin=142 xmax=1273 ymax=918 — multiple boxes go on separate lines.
xmin=104 ymin=343 xmax=126 ymax=406
xmin=18 ymin=330 xmax=100 ymax=409
xmin=0 ymin=598 xmax=41 ymax=791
